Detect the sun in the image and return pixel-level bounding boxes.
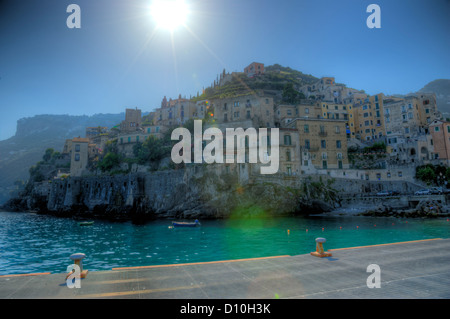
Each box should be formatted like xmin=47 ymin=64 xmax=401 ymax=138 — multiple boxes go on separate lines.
xmin=150 ymin=0 xmax=189 ymax=31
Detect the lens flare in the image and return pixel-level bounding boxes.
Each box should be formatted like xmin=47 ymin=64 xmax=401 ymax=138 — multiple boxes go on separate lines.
xmin=150 ymin=0 xmax=189 ymax=31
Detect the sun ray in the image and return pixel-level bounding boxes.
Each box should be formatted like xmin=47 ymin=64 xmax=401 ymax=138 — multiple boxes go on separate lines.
xmin=117 ymin=25 xmax=160 ymax=87
xmin=170 ymin=31 xmax=180 ymax=94
xmin=183 ymin=24 xmax=226 ymax=67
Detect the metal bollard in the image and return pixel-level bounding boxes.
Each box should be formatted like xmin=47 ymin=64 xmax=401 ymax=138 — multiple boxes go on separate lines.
xmin=67 ymin=253 xmax=89 ymax=278
xmin=310 ymin=237 xmax=332 ymax=258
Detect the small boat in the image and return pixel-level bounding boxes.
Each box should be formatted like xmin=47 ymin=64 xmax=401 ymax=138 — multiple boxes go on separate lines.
xmin=79 ymin=221 xmax=94 ymax=226
xmin=172 ymin=219 xmax=201 ymax=228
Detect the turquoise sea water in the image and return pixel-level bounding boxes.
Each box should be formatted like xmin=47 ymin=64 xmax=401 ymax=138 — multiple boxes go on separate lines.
xmin=1 ymin=211 xmax=449 ymax=275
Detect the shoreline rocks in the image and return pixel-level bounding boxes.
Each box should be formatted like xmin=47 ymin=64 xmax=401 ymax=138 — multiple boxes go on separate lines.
xmin=357 ymin=199 xmax=450 ymax=218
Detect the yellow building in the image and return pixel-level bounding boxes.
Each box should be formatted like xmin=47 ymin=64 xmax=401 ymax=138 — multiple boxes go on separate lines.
xmin=286 ymin=118 xmax=349 ymax=171
xmin=353 ymin=93 xmax=386 ymax=141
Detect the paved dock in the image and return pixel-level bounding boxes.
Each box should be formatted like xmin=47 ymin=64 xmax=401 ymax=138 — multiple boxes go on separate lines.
xmin=1 ymin=238 xmax=450 ymax=299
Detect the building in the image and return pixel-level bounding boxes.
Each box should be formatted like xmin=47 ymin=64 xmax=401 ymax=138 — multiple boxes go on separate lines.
xmin=353 ymin=93 xmax=386 ymax=141
xmin=383 ymin=93 xmax=440 ymax=140
xmin=120 ymin=108 xmax=142 ymax=133
xmin=86 ymin=126 xmax=108 ymax=139
xmin=154 ymin=95 xmax=197 ymax=126
xmin=210 ymin=94 xmax=275 ymax=128
xmin=70 ymin=137 xmax=90 ymax=177
xmin=275 ymin=101 xmax=322 ymax=127
xmin=278 ymin=128 xmax=301 ymax=176
xmin=429 ymin=120 xmax=450 ymax=164
xmin=286 ymin=118 xmax=349 ymax=172
xmin=299 ymin=77 xmax=364 ymax=104
xmin=244 ymin=62 xmax=264 ymax=77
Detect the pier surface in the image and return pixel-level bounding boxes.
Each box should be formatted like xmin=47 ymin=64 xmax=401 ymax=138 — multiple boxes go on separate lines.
xmin=1 ymin=238 xmax=450 ymax=299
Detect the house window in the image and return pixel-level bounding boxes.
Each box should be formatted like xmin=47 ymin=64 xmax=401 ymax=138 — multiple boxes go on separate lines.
xmin=224 ymin=103 xmax=227 ymax=110
xmin=287 ymin=110 xmax=292 ymax=116
xmin=305 ymin=140 xmax=310 ymax=149
xmin=75 ymin=144 xmax=80 ymax=152
xmin=304 ymin=125 xmax=309 ymax=133
xmin=305 ymin=108 xmax=309 ymax=114
xmin=75 ymin=154 xmax=80 ymax=161
xmin=335 ymin=126 xmax=340 ymax=133
xmin=408 ymin=113 xmax=413 ymax=119
xmin=321 ymin=140 xmax=326 ymax=148
xmin=286 ymin=150 xmax=291 ymax=162
xmin=287 ymin=166 xmax=292 ymax=175
xmin=322 ymin=161 xmax=327 ymax=169
xmin=336 ymin=140 xmax=342 ymax=149
xmin=246 ymin=110 xmax=251 ymax=119
xmin=435 ymin=127 xmax=440 ymax=132
xmin=398 ymin=171 xmax=403 ymax=177
xmin=284 ymin=135 xmax=292 ymax=145
xmin=338 ymin=160 xmax=343 ymax=169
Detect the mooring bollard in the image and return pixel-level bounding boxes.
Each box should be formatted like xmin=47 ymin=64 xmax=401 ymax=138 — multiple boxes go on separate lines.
xmin=310 ymin=238 xmax=332 ymax=258
xmin=67 ymin=253 xmax=88 ymax=278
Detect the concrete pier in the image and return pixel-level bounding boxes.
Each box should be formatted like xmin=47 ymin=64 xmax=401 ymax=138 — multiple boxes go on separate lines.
xmin=1 ymin=238 xmax=449 ymax=299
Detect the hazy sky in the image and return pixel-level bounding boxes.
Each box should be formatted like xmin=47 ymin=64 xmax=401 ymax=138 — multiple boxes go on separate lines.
xmin=0 ymin=0 xmax=449 ymax=140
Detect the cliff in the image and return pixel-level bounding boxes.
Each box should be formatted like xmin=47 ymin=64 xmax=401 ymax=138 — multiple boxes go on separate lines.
xmin=0 ymin=113 xmax=125 ymax=204
xmin=3 ymin=165 xmax=340 ymax=221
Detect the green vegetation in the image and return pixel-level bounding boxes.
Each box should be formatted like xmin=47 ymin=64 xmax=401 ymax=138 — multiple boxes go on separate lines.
xmin=416 ymin=164 xmax=450 ymax=186
xmin=282 ymin=83 xmax=305 ymax=104
xmin=363 ymin=142 xmax=386 ymax=153
xmin=191 ymin=64 xmax=318 ymax=102
xmin=98 ymin=152 xmax=121 ymax=172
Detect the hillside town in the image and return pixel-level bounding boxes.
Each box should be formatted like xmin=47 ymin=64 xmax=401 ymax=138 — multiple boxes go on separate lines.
xmin=51 ymin=62 xmax=446 ymax=188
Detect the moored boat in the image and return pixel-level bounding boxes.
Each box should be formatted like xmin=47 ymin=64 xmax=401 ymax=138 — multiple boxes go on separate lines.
xmin=79 ymin=221 xmax=94 ymax=226
xmin=172 ymin=219 xmax=201 ymax=227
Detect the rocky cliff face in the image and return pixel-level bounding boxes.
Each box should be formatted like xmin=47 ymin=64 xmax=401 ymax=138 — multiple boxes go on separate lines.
xmin=0 ymin=113 xmax=125 ymax=204
xmin=3 ymin=166 xmax=340 ymax=221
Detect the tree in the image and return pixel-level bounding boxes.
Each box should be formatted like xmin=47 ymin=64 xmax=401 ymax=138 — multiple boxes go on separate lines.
xmin=416 ymin=166 xmax=436 ymax=184
xmin=282 ymin=83 xmax=300 ymax=104
xmin=43 ymin=148 xmax=54 ymax=162
xmin=98 ymin=152 xmax=120 ymax=172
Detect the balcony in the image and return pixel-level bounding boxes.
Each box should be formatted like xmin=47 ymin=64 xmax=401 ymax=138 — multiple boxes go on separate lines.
xmin=318 ymin=132 xmax=327 ymax=137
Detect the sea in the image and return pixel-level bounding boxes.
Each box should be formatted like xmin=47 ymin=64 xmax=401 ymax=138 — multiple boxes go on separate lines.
xmin=1 ymin=211 xmax=449 ymax=275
